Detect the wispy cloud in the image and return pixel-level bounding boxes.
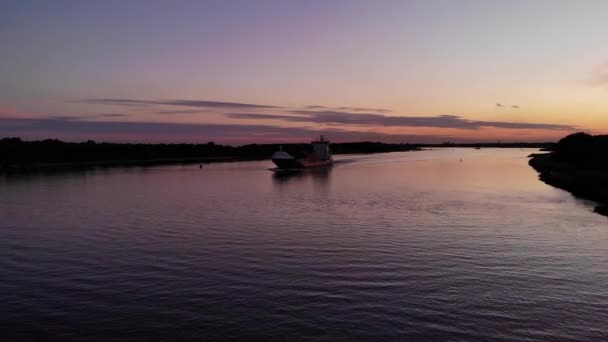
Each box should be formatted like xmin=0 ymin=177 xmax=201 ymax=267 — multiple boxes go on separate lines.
xmin=47 ymin=115 xmax=92 ymax=120
xmin=99 ymin=113 xmax=129 ymax=117
xmin=0 ymin=117 xmax=441 ymax=143
xmin=46 ymin=113 xmax=129 ymax=121
xmin=227 ymin=113 xmax=303 ymax=120
xmin=156 ymin=110 xmax=213 ymax=114
xmin=70 ymin=98 xmax=576 ymax=142
xmin=228 ymin=110 xmax=576 ymax=131
xmin=80 ymin=99 xmax=150 ymax=107
xmin=83 ymin=98 xmax=279 ymax=109
xmin=304 ymin=105 xmax=391 ymax=113
xmin=338 ymin=107 xmax=391 ymax=113
xmin=83 ymin=98 xmax=392 ymax=114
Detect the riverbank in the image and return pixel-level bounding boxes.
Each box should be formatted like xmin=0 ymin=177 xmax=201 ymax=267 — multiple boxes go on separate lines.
xmin=528 ymin=133 xmax=608 ymax=217
xmin=0 ymin=138 xmax=420 ymax=173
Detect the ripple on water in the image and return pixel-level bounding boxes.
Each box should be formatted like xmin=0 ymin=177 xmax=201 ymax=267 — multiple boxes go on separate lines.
xmin=2 ymin=149 xmax=608 ymax=340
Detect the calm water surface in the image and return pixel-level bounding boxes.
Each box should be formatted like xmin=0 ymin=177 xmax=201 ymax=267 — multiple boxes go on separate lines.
xmin=2 ymin=148 xmax=607 ymax=341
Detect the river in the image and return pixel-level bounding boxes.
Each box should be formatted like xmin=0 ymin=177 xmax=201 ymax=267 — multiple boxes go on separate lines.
xmin=2 ymin=148 xmax=607 ymax=340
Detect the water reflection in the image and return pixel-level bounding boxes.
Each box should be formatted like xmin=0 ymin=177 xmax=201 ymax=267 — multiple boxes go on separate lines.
xmin=4 ymin=149 xmax=608 ymax=341
xmin=271 ymin=167 xmax=332 ymax=185
xmin=0 ymin=165 xmax=159 ymax=184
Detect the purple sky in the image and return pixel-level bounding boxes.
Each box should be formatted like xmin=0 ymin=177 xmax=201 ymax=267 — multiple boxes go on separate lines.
xmin=2 ymin=0 xmax=608 ymax=144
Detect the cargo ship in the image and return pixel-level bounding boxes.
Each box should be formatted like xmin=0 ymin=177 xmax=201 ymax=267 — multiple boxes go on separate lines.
xmin=271 ymin=136 xmax=333 ymax=170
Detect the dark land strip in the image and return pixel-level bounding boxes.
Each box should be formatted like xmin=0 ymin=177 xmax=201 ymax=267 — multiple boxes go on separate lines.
xmin=0 ymin=138 xmax=421 ymax=172
xmin=529 ymin=132 xmax=608 ymax=217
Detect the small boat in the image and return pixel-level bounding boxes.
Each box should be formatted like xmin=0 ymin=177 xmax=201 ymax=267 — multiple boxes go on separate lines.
xmin=271 ymin=136 xmax=333 ymax=170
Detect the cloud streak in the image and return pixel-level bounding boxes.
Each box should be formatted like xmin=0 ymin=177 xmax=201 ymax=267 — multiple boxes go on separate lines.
xmin=83 ymin=98 xmax=280 ymax=109
xmin=0 ymin=117 xmax=445 ymax=143
xmin=46 ymin=113 xmax=129 ymax=120
xmin=156 ymin=110 xmax=213 ymax=114
xmin=304 ymin=105 xmax=391 ymax=113
xmin=227 ymin=111 xmax=576 ymax=131
xmin=81 ymin=98 xmax=392 ymax=113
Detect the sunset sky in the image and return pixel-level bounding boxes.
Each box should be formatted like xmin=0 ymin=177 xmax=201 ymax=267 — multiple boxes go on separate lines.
xmin=1 ymin=0 xmax=608 ymax=144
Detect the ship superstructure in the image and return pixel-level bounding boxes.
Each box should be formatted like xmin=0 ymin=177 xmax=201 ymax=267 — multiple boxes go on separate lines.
xmin=271 ymin=136 xmax=333 ymax=170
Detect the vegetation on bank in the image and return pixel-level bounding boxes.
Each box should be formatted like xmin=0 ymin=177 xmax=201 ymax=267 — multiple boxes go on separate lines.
xmin=0 ymin=137 xmax=419 ymax=172
xmin=424 ymin=142 xmax=555 ymax=149
xmin=528 ymin=132 xmax=608 ymax=216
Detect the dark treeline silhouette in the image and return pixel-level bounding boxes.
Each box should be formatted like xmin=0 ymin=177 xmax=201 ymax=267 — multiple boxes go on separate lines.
xmin=529 ymin=132 xmax=608 ymax=216
xmin=420 ymin=142 xmax=555 ymax=149
xmin=0 ymin=137 xmax=558 ymax=173
xmin=331 ymin=142 xmax=420 ymax=154
xmin=0 ymin=137 xmax=419 ymax=171
xmin=551 ymin=132 xmax=608 ymax=169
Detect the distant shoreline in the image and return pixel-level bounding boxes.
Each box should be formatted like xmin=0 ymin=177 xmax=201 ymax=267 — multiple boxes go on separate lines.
xmin=0 ymin=138 xmax=422 ymax=173
xmin=528 ymin=133 xmax=608 ymax=217
xmin=0 ymin=137 xmax=556 ymax=173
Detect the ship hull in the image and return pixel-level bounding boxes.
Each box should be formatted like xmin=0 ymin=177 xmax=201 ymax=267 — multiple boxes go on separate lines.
xmin=271 ymin=157 xmax=305 ymax=169
xmin=272 ymin=158 xmax=332 ymax=170
xmin=298 ymin=159 xmax=333 ymax=168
